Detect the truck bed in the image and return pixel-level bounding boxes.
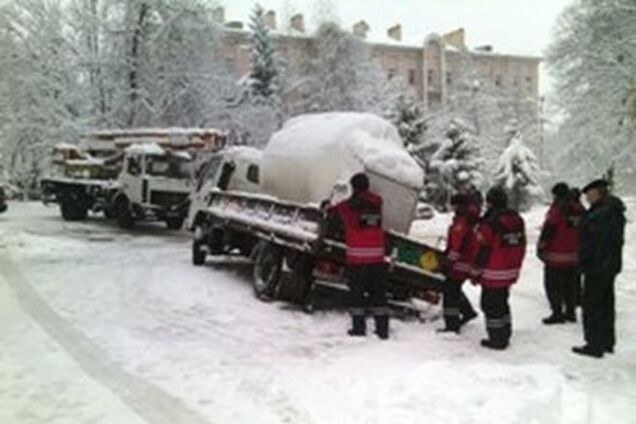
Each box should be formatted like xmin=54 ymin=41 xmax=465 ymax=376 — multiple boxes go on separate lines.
xmin=201 ymin=191 xmax=446 ymax=295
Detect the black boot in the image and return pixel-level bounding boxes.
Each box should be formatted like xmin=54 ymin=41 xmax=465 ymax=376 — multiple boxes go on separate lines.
xmin=437 ymin=327 xmax=460 ymax=334
xmin=348 ymin=315 xmax=366 ymax=337
xmin=542 ymin=314 xmax=566 ymax=325
xmin=374 ymin=315 xmax=389 ymax=340
xmin=481 ymin=339 xmax=508 ymax=350
xmin=572 ymin=345 xmax=604 ymax=358
xmin=564 ymin=310 xmax=577 ymax=323
xmin=459 ymin=310 xmax=478 ymax=326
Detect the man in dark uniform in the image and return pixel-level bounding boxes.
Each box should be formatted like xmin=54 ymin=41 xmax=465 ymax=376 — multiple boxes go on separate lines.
xmin=326 ymin=173 xmax=389 ymax=339
xmin=471 ymin=187 xmax=527 ymax=350
xmin=573 ymin=179 xmax=626 ymax=358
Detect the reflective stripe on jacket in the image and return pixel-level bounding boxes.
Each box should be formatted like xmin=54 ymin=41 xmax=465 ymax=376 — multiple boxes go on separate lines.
xmin=472 ymin=208 xmax=526 ymax=289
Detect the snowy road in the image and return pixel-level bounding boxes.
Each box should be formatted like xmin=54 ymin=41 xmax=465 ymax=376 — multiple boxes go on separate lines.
xmin=1 ymin=201 xmax=635 ymax=424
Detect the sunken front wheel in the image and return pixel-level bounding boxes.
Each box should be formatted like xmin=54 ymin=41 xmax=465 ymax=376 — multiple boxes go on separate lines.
xmin=252 ymin=241 xmax=282 ymax=300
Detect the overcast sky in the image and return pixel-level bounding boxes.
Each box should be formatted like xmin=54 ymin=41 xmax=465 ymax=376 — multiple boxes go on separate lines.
xmin=222 ymin=0 xmax=574 ymax=94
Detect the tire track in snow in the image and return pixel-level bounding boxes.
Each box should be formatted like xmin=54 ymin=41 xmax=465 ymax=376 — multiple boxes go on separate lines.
xmin=0 ymin=249 xmax=213 ymax=424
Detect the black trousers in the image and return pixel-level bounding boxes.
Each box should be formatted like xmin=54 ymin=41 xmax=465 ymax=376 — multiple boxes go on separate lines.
xmin=544 ymin=266 xmax=578 ymax=316
xmin=481 ymin=288 xmax=512 ymax=347
xmin=582 ymin=271 xmax=616 ymax=350
xmin=347 ymin=263 xmax=389 ymax=318
xmin=442 ymin=279 xmax=476 ymax=331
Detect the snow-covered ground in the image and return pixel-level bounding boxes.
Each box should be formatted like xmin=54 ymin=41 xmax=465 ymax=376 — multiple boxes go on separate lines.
xmin=1 ymin=201 xmax=635 ymax=424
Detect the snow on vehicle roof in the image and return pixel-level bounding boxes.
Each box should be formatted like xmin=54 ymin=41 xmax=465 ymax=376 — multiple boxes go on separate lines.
xmin=54 ymin=143 xmax=80 ymax=151
xmin=85 ymin=127 xmax=225 ymax=139
xmin=267 ymin=112 xmax=423 ymax=190
xmin=171 ymin=151 xmax=192 ymax=160
xmin=125 ymin=143 xmax=166 ymax=156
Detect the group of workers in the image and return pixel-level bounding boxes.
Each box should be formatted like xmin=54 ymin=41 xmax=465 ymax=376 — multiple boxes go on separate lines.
xmin=325 ymin=173 xmax=626 ymax=358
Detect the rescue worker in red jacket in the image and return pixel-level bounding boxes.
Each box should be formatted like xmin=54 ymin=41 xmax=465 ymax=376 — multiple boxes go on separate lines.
xmin=326 ymin=173 xmax=389 ymax=339
xmin=538 ymin=182 xmax=584 ymax=324
xmin=438 ymin=193 xmax=478 ymax=333
xmin=471 ymin=187 xmax=526 ymax=350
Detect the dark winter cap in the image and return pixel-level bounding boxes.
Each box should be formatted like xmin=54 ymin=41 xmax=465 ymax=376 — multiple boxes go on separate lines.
xmin=450 ymin=193 xmax=469 ymax=206
xmin=350 ymin=173 xmax=370 ymax=193
xmin=551 ymin=182 xmax=570 ymax=198
xmin=582 ymin=179 xmax=609 ymax=193
xmin=486 ymin=186 xmax=508 ymax=208
xmin=570 ymin=187 xmax=581 ymax=199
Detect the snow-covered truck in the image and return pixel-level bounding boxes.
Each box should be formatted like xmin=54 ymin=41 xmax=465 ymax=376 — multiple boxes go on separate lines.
xmin=40 ymin=128 xmax=226 ymax=227
xmin=189 ymin=113 xmax=446 ymax=308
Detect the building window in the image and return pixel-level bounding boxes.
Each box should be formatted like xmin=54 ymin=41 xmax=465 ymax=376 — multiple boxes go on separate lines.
xmin=495 ymin=75 xmax=503 ymax=88
xmin=427 ymin=69 xmax=434 ymax=85
xmin=388 ymin=68 xmax=396 ymax=80
xmin=446 ymin=72 xmax=452 ymax=86
xmin=408 ymin=69 xmax=416 ymax=85
xmin=513 ymin=78 xmax=519 ymax=88
xmin=525 ymin=76 xmax=533 ymax=84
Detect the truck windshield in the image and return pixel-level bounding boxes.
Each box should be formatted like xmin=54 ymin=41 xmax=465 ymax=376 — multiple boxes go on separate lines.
xmin=146 ymin=155 xmax=191 ymax=179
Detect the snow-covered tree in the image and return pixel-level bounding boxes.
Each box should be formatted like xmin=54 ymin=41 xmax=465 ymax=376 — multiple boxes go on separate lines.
xmin=224 ymin=3 xmax=283 ymax=147
xmin=301 ymin=22 xmax=384 ymax=113
xmin=0 ymin=0 xmax=231 ymax=193
xmin=383 ymin=79 xmax=427 ymax=147
xmin=0 ymin=0 xmax=83 ymax=197
xmin=424 ymin=49 xmax=542 ymax=178
xmin=546 ymin=0 xmax=636 ymax=191
xmin=493 ymin=125 xmax=544 ymax=211
xmin=423 ymin=119 xmax=484 ymax=210
xmin=245 ymin=4 xmax=280 ymax=104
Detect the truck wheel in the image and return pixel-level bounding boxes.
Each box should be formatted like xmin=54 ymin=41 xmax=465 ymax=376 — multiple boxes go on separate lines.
xmin=252 ymin=241 xmax=282 ymax=300
xmin=166 ymin=217 xmax=184 ymax=230
xmin=192 ymin=226 xmax=206 ymax=266
xmin=60 ymin=198 xmax=87 ymax=221
xmin=278 ymin=253 xmax=314 ymax=304
xmin=103 ymin=205 xmax=117 ymax=219
xmin=208 ymin=227 xmax=225 ymax=255
xmin=115 ymin=198 xmax=134 ymax=229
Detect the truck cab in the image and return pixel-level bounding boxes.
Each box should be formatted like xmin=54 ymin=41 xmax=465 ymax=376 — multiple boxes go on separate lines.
xmin=186 ymin=146 xmax=262 ymax=231
xmin=113 ymin=143 xmax=193 ymax=229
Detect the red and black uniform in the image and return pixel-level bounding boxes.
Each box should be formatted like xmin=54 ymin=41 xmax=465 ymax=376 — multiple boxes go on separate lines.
xmin=327 ymin=190 xmax=388 ymax=338
xmin=538 ymin=199 xmax=584 ymax=320
xmin=441 ymin=205 xmax=478 ymax=332
xmin=472 ymin=207 xmax=526 ymax=348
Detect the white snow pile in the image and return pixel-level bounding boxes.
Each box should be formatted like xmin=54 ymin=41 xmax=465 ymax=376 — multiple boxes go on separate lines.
xmin=262 ymin=112 xmax=424 ymax=205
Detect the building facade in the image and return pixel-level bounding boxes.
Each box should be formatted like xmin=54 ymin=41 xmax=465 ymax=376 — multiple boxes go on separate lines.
xmin=214 ymin=8 xmax=541 ymax=110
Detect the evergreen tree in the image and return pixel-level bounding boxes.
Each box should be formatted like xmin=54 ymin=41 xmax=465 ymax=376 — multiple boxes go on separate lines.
xmin=424 ymin=119 xmax=484 ymax=210
xmin=384 ymin=81 xmax=427 ymax=147
xmin=246 ymin=4 xmax=280 ymax=104
xmin=493 ymin=124 xmax=544 ymax=211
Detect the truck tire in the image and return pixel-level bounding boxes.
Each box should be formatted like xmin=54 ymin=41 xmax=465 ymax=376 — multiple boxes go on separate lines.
xmin=192 ymin=226 xmax=206 ymax=266
xmin=103 ymin=205 xmax=117 ymax=219
xmin=277 ymin=253 xmax=314 ymax=304
xmin=115 ymin=197 xmax=134 ymax=229
xmin=60 ymin=197 xmax=88 ymax=221
xmin=166 ymin=217 xmax=184 ymax=230
xmin=208 ymin=227 xmax=225 ymax=255
xmin=252 ymin=241 xmax=282 ymax=300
